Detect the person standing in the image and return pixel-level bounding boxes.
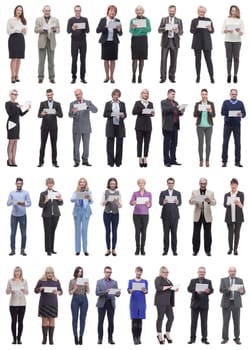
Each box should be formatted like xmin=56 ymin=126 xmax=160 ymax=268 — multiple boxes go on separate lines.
xmin=190 ymin=5 xmax=215 ymax=83
xmin=7 ymin=5 xmax=27 ymax=83
xmin=193 ymin=89 xmax=215 ymax=167
xmin=161 ymin=88 xmax=185 ymax=167
xmin=69 ymin=89 xmax=98 ymax=167
xmin=129 ymin=5 xmax=151 ymax=83
xmin=158 ymin=5 xmax=183 ymax=83
xmin=67 ymin=5 xmax=90 ymax=84
xmin=221 ymin=89 xmax=246 ymax=167
xmin=95 ymin=266 xmax=121 ymax=345
xmin=34 ymin=5 xmax=60 ymax=83
xmin=189 ymin=178 xmax=216 ymax=256
xmin=6 ymin=267 xmax=28 ymax=345
xmin=220 ymin=266 xmax=245 ymax=345
xmin=187 ymin=266 xmax=213 ymax=344
xmin=224 ymin=178 xmax=244 ymax=255
xmin=159 ymin=177 xmax=181 ymax=256
xmin=39 ymin=178 xmax=63 ymax=256
xmin=7 ymin=177 xmax=31 ymax=256
xmin=222 ymin=5 xmax=244 ymax=83
xmin=127 ymin=266 xmax=148 ymax=345
xmin=37 ymin=88 xmax=63 ymax=167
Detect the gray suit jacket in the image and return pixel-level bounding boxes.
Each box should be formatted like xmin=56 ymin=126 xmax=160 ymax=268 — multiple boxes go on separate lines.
xmin=220 ymin=277 xmax=245 ymax=308
xmin=189 ymin=189 xmax=216 ymax=222
xmin=69 ymin=100 xmax=98 ymax=134
xmin=158 ymin=16 xmax=183 ymax=48
xmin=35 ymin=16 xmax=60 ymax=50
xmin=95 ymin=278 xmax=119 ymax=309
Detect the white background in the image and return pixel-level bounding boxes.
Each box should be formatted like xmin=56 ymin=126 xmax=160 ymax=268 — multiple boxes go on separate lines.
xmin=1 ymin=0 xmax=251 ymax=349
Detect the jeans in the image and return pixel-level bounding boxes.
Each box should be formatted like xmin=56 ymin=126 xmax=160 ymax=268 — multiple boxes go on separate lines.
xmin=71 ymin=294 xmax=88 ymax=337
xmin=103 ymin=212 xmax=119 ymax=250
xmin=10 ymin=215 xmax=27 ymax=250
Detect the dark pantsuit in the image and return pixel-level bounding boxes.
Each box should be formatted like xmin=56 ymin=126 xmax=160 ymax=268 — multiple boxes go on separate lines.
xmin=156 ymin=305 xmax=174 ymax=333
xmin=107 ymin=136 xmax=123 ymax=166
xmin=98 ymin=300 xmax=114 ymax=341
xmin=225 ymin=42 xmax=241 ymax=76
xmin=103 ymin=212 xmax=119 ymax=250
xmin=222 ymin=301 xmax=240 ymax=341
xmin=10 ymin=215 xmax=27 ymax=250
xmin=39 ymin=126 xmax=58 ymax=164
xmin=136 ymin=130 xmax=151 ymax=157
xmin=227 ymin=222 xmax=242 ymax=251
xmin=222 ymin=125 xmax=241 ymax=163
xmin=71 ymin=39 xmax=87 ymax=80
xmin=190 ymin=308 xmax=208 ymax=341
xmin=160 ymin=44 xmax=178 ymax=80
xmin=163 ymin=128 xmax=178 ymax=165
xmin=43 ymin=216 xmax=59 ymax=253
xmin=133 ymin=214 xmax=149 ymax=251
xmin=194 ymin=49 xmax=214 ymax=79
xmin=192 ymin=214 xmax=211 ymax=254
xmin=10 ymin=306 xmax=26 ymax=340
xmin=162 ymin=219 xmax=178 ymax=253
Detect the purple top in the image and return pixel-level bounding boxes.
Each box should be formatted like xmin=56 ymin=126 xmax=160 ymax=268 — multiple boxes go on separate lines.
xmin=34 ymin=279 xmax=62 ymax=309
xmin=130 ymin=190 xmax=152 ymax=215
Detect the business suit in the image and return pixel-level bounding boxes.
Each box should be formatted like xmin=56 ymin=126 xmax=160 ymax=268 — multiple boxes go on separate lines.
xmin=220 ymin=276 xmax=245 ymax=341
xmin=95 ymin=278 xmax=120 ymax=342
xmin=159 ymin=189 xmax=181 ymax=254
xmin=68 ymin=99 xmax=98 ymax=164
xmin=224 ymin=191 xmax=244 ymax=252
xmin=96 ymin=17 xmax=122 ymax=60
xmin=38 ymin=100 xmax=63 ymax=165
xmin=161 ymin=98 xmax=183 ymax=166
xmin=158 ymin=16 xmax=183 ymax=81
xmin=34 ymin=16 xmax=60 ymax=80
xmin=189 ymin=189 xmax=216 ymax=254
xmin=190 ymin=17 xmax=214 ymax=81
xmin=39 ymin=190 xmax=63 ymax=254
xmin=103 ymin=100 xmax=127 ymax=167
xmin=187 ymin=278 xmax=213 ymax=342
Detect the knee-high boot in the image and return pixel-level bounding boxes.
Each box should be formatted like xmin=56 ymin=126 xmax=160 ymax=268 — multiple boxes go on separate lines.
xmin=49 ymin=326 xmax=55 ymax=345
xmin=42 ymin=326 xmax=48 ymax=344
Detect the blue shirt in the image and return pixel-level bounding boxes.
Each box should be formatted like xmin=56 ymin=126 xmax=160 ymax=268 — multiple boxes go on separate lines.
xmin=7 ymin=189 xmax=31 ymax=217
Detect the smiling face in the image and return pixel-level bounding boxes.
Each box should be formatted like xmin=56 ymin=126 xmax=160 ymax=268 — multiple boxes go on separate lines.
xmin=137 ymin=179 xmax=146 ymax=190
xmin=79 ymin=178 xmax=87 ymax=189
xmin=141 ymin=90 xmax=149 ymax=100
xmin=43 ymin=6 xmax=51 ymax=17
xmin=198 ymin=6 xmax=206 ymax=17
xmin=136 ymin=6 xmax=144 ymax=17
xmin=108 ymin=7 xmax=116 ymax=19
xmin=230 ymin=6 xmax=238 ymax=17
xmin=15 ymin=6 xmax=23 ymax=18
xmin=108 ymin=180 xmax=117 ymax=190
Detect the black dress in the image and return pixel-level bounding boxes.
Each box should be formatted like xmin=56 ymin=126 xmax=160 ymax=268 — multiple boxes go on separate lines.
xmin=5 ymin=101 xmax=28 ymax=139
xmin=8 ymin=33 xmax=25 ymax=59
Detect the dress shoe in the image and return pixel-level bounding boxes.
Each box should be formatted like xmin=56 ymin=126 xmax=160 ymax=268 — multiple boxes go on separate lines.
xmin=196 ymin=76 xmax=200 ymax=83
xmin=193 ymin=252 xmax=198 ymax=256
xmin=105 ymin=250 xmax=111 ymax=256
xmin=97 ymin=339 xmax=102 ymax=344
xmin=82 ymin=161 xmax=92 ymax=166
xmin=79 ymin=336 xmax=83 ymax=345
xmin=52 ymin=251 xmax=57 ymax=254
xmin=227 ymin=250 xmax=232 ymax=255
xmin=76 ymin=252 xmax=80 ymax=256
xmin=84 ymin=252 xmax=89 ymax=256
xmin=47 ymin=252 xmax=51 ymax=256
xmin=50 ymin=79 xmax=56 ymax=84
xmin=104 ymin=78 xmax=109 ymax=83
xmin=9 ymin=250 xmax=15 ymax=256
xmin=233 ymin=75 xmax=238 ymax=83
xmin=74 ymin=336 xmax=79 ymax=345
xmin=169 ymin=78 xmax=176 ymax=83
xmin=222 ymin=162 xmax=227 ymax=167
xmin=7 ymin=160 xmax=14 ymax=166
xmin=21 ymin=250 xmax=27 ymax=256
xmin=157 ymin=335 xmax=165 ymax=344
xmin=38 ymin=79 xmax=43 ymax=83
xmin=11 ymin=77 xmax=16 ymax=83
xmin=159 ymin=78 xmax=166 ymax=83
xmin=141 ymin=250 xmax=146 ymax=255
xmin=112 ymin=249 xmax=117 ymax=256
xmin=221 ymin=339 xmax=228 ymax=344
xmin=81 ymin=79 xmax=87 ymax=83
xmin=139 ymin=162 xmax=144 ymax=167
xmin=206 ymin=161 xmax=209 ymax=167
xmin=173 ymin=252 xmax=178 ymax=256
xmin=199 ymin=160 xmax=203 ymax=167
xmin=206 ymin=252 xmax=211 ymax=256
xmin=234 ymin=250 xmax=238 ymax=255
xmin=234 ymin=339 xmax=241 ymax=345
xmin=227 ymin=75 xmax=231 ymax=83
xmin=171 ymin=161 xmax=181 ymax=165
xmin=202 ymin=339 xmax=210 ymax=344
xmin=52 ymin=162 xmax=59 ymax=167
xmin=235 ymin=162 xmax=243 ymax=167
xmin=164 ymin=334 xmax=172 ymax=343
xmin=165 ymin=163 xmax=171 ymax=167
xmin=162 ymin=251 xmax=167 ymax=256
xmin=74 ymin=162 xmax=79 ymax=167
xmin=110 ymin=79 xmax=115 ymax=83
xmin=71 ymin=78 xmax=76 ymax=84
xmin=210 ymin=78 xmax=215 ymax=83
xmin=108 ymin=339 xmax=115 ymax=344
xmin=15 ymin=77 xmax=20 ymax=82
xmin=188 ymin=339 xmax=195 ymax=344
xmin=37 ymin=163 xmax=44 ymax=167
xmin=138 ymin=75 xmax=142 ymax=83
xmin=132 ymin=74 xmax=136 ymax=83
xmin=12 ymin=163 xmax=18 ymax=167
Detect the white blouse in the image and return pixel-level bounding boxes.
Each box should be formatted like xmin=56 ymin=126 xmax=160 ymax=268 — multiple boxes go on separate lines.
xmin=222 ymin=18 xmax=244 ymax=42
xmin=7 ymin=17 xmax=27 ymax=35
xmin=6 ymin=279 xmax=28 ymax=306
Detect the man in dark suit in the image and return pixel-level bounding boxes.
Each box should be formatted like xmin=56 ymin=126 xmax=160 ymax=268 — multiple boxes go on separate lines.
xmin=161 ymin=89 xmax=185 ymax=167
xmin=37 ymin=89 xmax=63 ymax=167
xmin=220 ymin=266 xmax=245 ymax=345
xmin=67 ymin=5 xmax=90 ymax=84
xmin=158 ymin=5 xmax=183 ymax=83
xmin=187 ymin=266 xmax=213 ymax=344
xmin=159 ymin=177 xmax=182 ymax=255
xmin=95 ymin=266 xmax=121 ymax=345
xmin=190 ymin=5 xmax=214 ymax=83
xmin=224 ymin=178 xmax=244 ymax=255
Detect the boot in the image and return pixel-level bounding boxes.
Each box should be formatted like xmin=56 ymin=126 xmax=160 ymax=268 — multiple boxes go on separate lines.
xmin=42 ymin=326 xmax=48 ymax=344
xmin=74 ymin=336 xmax=79 ymax=345
xmin=17 ymin=336 xmax=22 ymax=344
xmin=79 ymin=336 xmax=83 ymax=345
xmin=12 ymin=336 xmax=17 ymax=344
xmin=49 ymin=326 xmax=54 ymax=345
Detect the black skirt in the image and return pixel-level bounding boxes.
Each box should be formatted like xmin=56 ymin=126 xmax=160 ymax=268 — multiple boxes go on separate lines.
xmin=38 ymin=305 xmax=58 ymax=318
xmin=7 ymin=119 xmax=20 ymax=139
xmin=8 ymin=33 xmax=25 ymax=59
xmin=101 ymin=41 xmax=118 ymax=60
xmin=131 ymin=36 xmax=148 ymax=60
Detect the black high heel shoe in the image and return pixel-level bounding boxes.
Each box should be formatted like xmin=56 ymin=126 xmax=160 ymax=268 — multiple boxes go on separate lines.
xmin=164 ymin=334 xmax=173 ymax=343
xmin=157 ymin=335 xmax=165 ymax=344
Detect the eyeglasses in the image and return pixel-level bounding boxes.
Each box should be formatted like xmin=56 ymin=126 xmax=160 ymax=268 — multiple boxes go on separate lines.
xmin=11 ymin=93 xmax=18 ymax=96
xmin=162 ymin=271 xmax=169 ymax=273
xmin=167 ymin=182 xmax=174 ymax=185
xmin=105 ymin=271 xmax=112 ymax=274
xmin=200 ymin=183 xmax=207 ymax=185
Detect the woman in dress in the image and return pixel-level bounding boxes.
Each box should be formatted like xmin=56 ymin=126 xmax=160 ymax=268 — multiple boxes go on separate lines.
xmin=222 ymin=5 xmax=244 ymax=83
xmin=5 ymin=89 xmax=31 ymax=166
xmin=6 ymin=266 xmax=28 ymax=345
xmin=71 ymin=178 xmax=93 ymax=256
xmin=132 ymin=89 xmax=154 ymax=167
xmin=101 ymin=177 xmax=122 ymax=256
xmin=154 ymin=266 xmax=178 ymax=344
xmin=96 ymin=5 xmax=122 ymax=83
xmin=127 ymin=266 xmax=148 ymax=344
xmin=69 ymin=266 xmax=89 ymax=345
xmin=7 ymin=5 xmax=27 ymax=83
xmin=129 ymin=5 xmax=151 ymax=83
xmin=34 ymin=266 xmax=63 ymax=345
xmin=130 ymin=178 xmax=152 ymax=255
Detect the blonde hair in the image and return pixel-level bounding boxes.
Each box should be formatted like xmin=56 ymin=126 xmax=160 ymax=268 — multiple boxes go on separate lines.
xmin=198 ymin=5 xmax=207 ymax=12
xmin=41 ymin=266 xmax=58 ymax=281
xmin=140 ymin=89 xmax=149 ymax=99
xmin=159 ymin=266 xmax=169 ymax=276
xmin=46 ymin=177 xmax=55 ymax=185
xmin=135 ymin=5 xmax=144 ymax=14
xmin=137 ymin=178 xmax=146 ymax=185
xmin=12 ymin=266 xmax=24 ymax=281
xmin=76 ymin=177 xmax=89 ymax=192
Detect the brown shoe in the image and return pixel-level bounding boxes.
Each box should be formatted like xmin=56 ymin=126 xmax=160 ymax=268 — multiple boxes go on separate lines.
xmin=199 ymin=160 xmax=203 ymax=167
xmin=206 ymin=161 xmax=210 ymax=167
xmin=38 ymin=79 xmax=43 ymax=83
xmin=50 ymin=79 xmax=56 ymax=84
xmin=112 ymin=250 xmax=117 ymax=256
xmin=105 ymin=250 xmax=111 ymax=256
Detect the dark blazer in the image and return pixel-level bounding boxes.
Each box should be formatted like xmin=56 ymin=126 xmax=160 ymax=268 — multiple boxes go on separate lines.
xmin=38 ymin=100 xmax=63 ymax=129
xmin=190 ymin=17 xmax=214 ymax=50
xmin=154 ymin=276 xmax=175 ymax=306
xmin=96 ymin=17 xmax=122 ymax=44
xmin=39 ymin=190 xmax=63 ymax=217
xmin=161 ymin=99 xmax=183 ymax=131
xmin=159 ymin=189 xmax=181 ymax=221
xmin=187 ymin=278 xmax=213 ymax=309
xmin=132 ymin=100 xmax=154 ymax=132
xmin=158 ymin=16 xmax=183 ymax=48
xmin=103 ymin=100 xmax=127 ymax=138
xmin=95 ymin=278 xmax=119 ymax=308
xmin=224 ymin=191 xmax=244 ymax=223
xmin=220 ymin=277 xmax=245 ymax=308
xmin=193 ymin=100 xmax=215 ymax=125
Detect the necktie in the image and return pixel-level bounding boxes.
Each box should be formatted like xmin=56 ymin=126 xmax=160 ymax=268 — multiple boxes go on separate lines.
xmin=230 ymin=278 xmax=234 ymax=300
